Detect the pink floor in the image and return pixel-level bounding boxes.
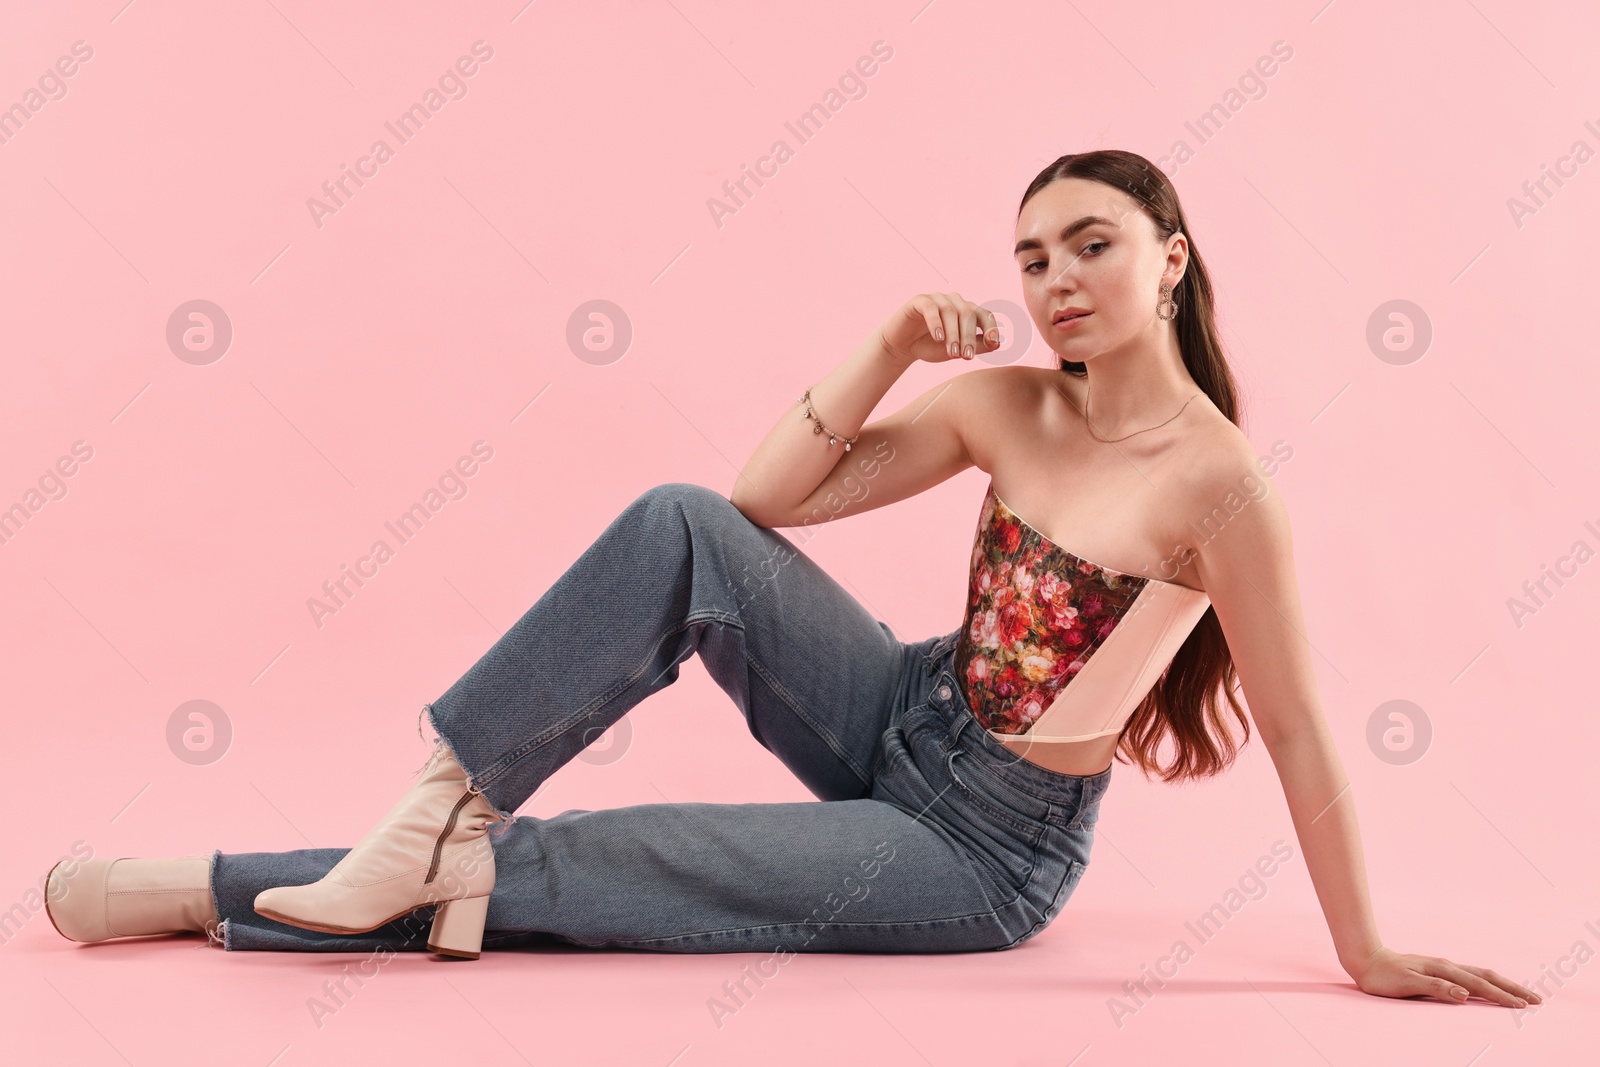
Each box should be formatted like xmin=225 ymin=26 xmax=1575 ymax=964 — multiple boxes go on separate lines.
xmin=10 ymin=659 xmax=1595 ymax=1064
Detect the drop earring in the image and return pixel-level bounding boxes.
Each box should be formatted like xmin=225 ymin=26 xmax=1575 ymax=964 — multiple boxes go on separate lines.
xmin=1157 ymin=282 xmax=1178 ymax=321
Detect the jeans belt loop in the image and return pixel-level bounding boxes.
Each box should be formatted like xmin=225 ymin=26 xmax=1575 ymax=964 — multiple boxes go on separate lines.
xmin=925 ymin=630 xmax=957 ymax=675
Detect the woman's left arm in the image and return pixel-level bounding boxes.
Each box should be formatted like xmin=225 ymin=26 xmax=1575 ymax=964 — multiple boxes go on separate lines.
xmin=1189 ymin=448 xmax=1542 ymax=1009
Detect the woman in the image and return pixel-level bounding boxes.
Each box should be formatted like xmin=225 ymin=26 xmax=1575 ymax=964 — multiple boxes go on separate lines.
xmin=45 ymin=150 xmax=1537 ymax=1009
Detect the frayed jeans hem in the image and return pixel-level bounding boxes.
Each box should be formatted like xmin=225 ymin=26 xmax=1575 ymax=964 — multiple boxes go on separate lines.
xmin=418 ymin=702 xmax=519 ymax=826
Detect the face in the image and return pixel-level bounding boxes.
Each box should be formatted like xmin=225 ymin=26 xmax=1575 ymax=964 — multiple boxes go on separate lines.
xmin=1012 ymin=177 xmax=1185 ymax=363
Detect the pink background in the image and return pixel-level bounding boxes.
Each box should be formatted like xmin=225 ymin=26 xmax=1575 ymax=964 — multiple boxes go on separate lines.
xmin=4 ymin=0 xmax=1597 ymax=1063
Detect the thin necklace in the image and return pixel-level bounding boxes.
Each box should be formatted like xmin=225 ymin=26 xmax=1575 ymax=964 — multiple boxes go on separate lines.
xmin=1084 ymin=380 xmax=1201 ymax=443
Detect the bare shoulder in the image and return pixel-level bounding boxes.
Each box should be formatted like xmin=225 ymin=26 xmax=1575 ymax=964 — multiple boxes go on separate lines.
xmin=1177 ymin=414 xmax=1299 ymax=559
xmin=914 ymin=363 xmax=1046 ymax=464
xmin=1187 ymin=415 xmax=1275 ymax=491
xmin=939 ymin=364 xmax=1064 ymax=462
xmin=941 ymin=362 xmax=1043 ymax=406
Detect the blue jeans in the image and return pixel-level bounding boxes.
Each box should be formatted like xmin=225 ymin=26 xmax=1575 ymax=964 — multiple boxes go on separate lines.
xmin=210 ymin=482 xmax=1109 ymax=954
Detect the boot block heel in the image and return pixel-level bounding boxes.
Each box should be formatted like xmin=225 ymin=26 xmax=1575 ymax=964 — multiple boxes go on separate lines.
xmin=428 ymin=894 xmax=490 ymax=959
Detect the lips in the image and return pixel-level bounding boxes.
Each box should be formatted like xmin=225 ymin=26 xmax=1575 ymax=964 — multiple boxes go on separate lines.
xmin=1053 ymin=311 xmax=1091 ymax=325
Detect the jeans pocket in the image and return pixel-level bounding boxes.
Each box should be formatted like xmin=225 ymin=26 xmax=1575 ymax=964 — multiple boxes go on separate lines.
xmin=944 ymin=748 xmax=1049 ymax=842
xmin=869 ymin=722 xmax=908 ymax=781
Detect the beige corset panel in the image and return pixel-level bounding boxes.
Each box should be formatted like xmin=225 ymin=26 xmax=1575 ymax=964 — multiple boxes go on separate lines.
xmin=1000 ymin=580 xmax=1213 ymax=743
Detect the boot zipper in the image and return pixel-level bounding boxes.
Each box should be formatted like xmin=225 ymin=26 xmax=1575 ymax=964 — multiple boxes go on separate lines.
xmin=425 ymin=791 xmax=476 ymax=885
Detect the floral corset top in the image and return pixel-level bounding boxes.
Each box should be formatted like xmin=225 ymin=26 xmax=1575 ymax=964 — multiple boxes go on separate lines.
xmin=952 ymin=480 xmax=1213 ymax=743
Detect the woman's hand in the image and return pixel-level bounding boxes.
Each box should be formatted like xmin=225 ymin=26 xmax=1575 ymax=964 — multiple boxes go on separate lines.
xmin=877 ymin=292 xmax=1003 ymax=365
xmin=1345 ymin=946 xmax=1543 ymax=1007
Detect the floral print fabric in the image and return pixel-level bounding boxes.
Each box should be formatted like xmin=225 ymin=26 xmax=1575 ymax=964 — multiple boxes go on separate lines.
xmin=953 ymin=482 xmax=1149 ymax=735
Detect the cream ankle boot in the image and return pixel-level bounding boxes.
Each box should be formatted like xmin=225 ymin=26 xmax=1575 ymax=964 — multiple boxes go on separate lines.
xmin=46 ymin=852 xmax=220 ymax=944
xmin=253 ymin=740 xmax=501 ymax=959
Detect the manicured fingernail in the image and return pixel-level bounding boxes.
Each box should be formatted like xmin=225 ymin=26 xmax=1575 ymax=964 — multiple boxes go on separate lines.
xmin=1454 ymin=987 xmax=1468 ymax=998
xmin=933 ymin=328 xmax=943 ymax=341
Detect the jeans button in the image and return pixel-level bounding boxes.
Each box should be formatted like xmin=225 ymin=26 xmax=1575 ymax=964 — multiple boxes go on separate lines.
xmin=936 ymin=684 xmax=951 ymax=700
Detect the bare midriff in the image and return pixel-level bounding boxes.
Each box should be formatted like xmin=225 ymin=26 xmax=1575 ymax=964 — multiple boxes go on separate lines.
xmin=992 ymin=732 xmax=1118 ymax=777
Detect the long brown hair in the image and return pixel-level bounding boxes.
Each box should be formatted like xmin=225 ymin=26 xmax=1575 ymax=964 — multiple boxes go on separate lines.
xmin=1018 ymin=149 xmax=1248 ymax=784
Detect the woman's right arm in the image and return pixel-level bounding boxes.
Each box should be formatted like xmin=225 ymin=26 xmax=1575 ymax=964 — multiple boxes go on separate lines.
xmin=730 ymin=293 xmax=1002 ymax=530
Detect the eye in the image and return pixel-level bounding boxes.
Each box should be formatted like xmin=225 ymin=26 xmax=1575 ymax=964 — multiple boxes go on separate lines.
xmin=1021 ymin=240 xmax=1109 ymax=273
